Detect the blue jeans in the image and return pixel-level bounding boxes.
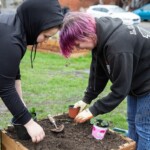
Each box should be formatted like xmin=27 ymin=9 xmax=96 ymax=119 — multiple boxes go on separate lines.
xmin=127 ymin=93 xmax=150 ymax=150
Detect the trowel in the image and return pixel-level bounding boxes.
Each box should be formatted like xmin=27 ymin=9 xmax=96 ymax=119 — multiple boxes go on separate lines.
xmin=47 ymin=114 xmax=64 ymax=133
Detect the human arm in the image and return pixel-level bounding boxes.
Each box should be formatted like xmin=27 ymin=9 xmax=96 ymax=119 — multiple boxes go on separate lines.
xmin=0 ymin=68 xmax=45 ymax=142
xmin=83 ymin=55 xmax=109 ymax=104
xmin=74 ymin=54 xmax=109 ymax=112
xmin=15 ymin=76 xmax=45 ymax=142
xmin=14 ymin=70 xmax=45 ymax=142
xmin=15 ymin=69 xmax=26 ymax=106
xmin=15 ymin=79 xmax=26 ymax=106
xmin=75 ymin=52 xmax=133 ymax=123
xmin=0 ymin=75 xmax=45 ymax=142
xmin=0 ymin=75 xmax=32 ymax=124
xmin=89 ymin=52 xmax=133 ymax=116
xmin=87 ymin=29 xmax=136 ymax=117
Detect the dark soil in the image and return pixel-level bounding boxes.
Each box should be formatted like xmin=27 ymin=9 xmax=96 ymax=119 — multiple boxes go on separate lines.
xmin=6 ymin=113 xmax=128 ymax=150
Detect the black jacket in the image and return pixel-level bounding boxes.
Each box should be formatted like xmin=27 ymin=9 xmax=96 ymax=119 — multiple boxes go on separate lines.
xmin=0 ymin=0 xmax=63 ymax=125
xmin=82 ymin=17 xmax=150 ymax=116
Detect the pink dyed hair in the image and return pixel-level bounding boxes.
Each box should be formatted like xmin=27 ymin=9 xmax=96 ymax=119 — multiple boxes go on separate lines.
xmin=59 ymin=12 xmax=96 ymax=58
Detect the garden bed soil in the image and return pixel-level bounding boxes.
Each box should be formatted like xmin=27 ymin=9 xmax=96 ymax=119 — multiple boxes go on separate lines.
xmin=2 ymin=113 xmax=136 ymax=150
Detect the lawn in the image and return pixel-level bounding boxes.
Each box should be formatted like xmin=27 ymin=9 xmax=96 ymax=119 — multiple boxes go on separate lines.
xmin=0 ymin=50 xmax=127 ymax=130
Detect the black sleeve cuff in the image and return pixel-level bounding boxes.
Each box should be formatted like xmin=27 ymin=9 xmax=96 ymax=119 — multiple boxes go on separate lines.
xmin=12 ymin=108 xmax=32 ymax=125
xmin=16 ymin=69 xmax=21 ymax=80
xmin=89 ymin=106 xmax=99 ymax=117
xmin=15 ymin=74 xmax=21 ymax=80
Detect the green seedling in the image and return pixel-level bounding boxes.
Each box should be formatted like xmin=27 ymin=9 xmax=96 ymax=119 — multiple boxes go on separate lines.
xmin=99 ymin=120 xmax=109 ymax=128
xmin=91 ymin=119 xmax=109 ymax=128
xmin=29 ymin=107 xmax=37 ymax=120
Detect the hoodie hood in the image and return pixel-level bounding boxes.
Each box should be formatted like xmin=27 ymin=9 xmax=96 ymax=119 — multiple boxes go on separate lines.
xmin=95 ymin=17 xmax=123 ymax=54
xmin=17 ymin=0 xmax=63 ymax=45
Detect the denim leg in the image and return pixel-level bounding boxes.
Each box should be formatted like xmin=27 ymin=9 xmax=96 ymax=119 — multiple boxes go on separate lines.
xmin=127 ymin=95 xmax=138 ymax=142
xmin=136 ymin=93 xmax=150 ymax=150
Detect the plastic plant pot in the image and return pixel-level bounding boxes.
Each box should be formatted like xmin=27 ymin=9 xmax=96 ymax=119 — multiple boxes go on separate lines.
xmin=11 ymin=109 xmax=37 ymax=140
xmin=92 ymin=125 xmax=108 ymax=140
xmin=91 ymin=119 xmax=109 ymax=140
xmin=12 ymin=122 xmax=31 ymax=140
xmin=68 ymin=105 xmax=80 ymax=118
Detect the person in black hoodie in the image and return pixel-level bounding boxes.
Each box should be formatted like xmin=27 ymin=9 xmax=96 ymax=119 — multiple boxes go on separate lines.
xmin=59 ymin=12 xmax=150 ymax=150
xmin=0 ymin=0 xmax=63 ymax=143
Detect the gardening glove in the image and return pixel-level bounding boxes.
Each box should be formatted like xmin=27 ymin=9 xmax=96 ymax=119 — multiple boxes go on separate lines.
xmin=24 ymin=119 xmax=45 ymax=143
xmin=74 ymin=108 xmax=93 ymax=123
xmin=74 ymin=100 xmax=88 ymax=112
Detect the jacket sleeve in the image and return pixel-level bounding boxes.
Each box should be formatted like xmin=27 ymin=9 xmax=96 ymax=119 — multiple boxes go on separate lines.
xmin=0 ymin=75 xmax=32 ymax=125
xmin=16 ymin=68 xmax=21 ymax=80
xmin=82 ymin=56 xmax=109 ymax=104
xmin=89 ymin=52 xmax=133 ymax=116
xmin=0 ymin=21 xmax=30 ymax=124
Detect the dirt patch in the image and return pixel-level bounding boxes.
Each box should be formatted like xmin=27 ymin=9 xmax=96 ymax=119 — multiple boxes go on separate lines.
xmin=6 ymin=114 xmax=129 ymax=150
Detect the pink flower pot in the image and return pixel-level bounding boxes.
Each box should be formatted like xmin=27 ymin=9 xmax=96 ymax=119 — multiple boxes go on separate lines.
xmin=92 ymin=125 xmax=107 ymax=140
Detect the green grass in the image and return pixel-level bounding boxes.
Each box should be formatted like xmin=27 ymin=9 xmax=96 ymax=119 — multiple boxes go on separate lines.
xmin=0 ymin=50 xmax=127 ymax=130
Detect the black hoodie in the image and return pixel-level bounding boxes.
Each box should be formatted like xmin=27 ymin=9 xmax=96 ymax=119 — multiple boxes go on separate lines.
xmin=0 ymin=0 xmax=63 ymax=125
xmin=82 ymin=17 xmax=150 ymax=116
xmin=17 ymin=0 xmax=63 ymax=45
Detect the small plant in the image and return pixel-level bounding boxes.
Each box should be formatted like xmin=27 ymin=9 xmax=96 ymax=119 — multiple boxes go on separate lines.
xmin=91 ymin=119 xmax=109 ymax=128
xmin=29 ymin=107 xmax=37 ymax=120
xmin=98 ymin=120 xmax=109 ymax=128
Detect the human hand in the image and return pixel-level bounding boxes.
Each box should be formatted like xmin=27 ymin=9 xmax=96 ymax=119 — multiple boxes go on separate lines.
xmin=24 ymin=119 xmax=45 ymax=143
xmin=74 ymin=100 xmax=88 ymax=112
xmin=74 ymin=108 xmax=93 ymax=123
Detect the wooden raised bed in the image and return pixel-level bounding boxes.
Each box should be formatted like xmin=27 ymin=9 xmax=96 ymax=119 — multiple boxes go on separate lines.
xmin=1 ymin=114 xmax=136 ymax=150
xmin=1 ymin=130 xmax=136 ymax=150
xmin=1 ymin=130 xmax=27 ymax=150
xmin=27 ymin=38 xmax=90 ymax=58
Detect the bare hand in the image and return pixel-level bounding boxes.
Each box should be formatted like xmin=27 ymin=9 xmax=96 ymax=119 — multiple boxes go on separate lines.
xmin=24 ymin=119 xmax=45 ymax=143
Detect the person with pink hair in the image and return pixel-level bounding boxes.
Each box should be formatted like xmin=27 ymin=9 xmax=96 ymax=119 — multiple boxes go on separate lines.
xmin=59 ymin=12 xmax=150 ymax=150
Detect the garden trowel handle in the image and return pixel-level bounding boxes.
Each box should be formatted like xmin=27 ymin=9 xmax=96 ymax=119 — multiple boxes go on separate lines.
xmin=47 ymin=115 xmax=58 ymax=128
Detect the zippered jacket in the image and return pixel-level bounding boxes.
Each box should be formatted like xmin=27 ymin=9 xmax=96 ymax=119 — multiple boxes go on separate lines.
xmin=82 ymin=17 xmax=150 ymax=116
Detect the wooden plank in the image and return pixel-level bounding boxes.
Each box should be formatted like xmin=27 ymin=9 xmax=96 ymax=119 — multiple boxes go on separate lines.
xmin=109 ymin=129 xmax=136 ymax=150
xmin=119 ymin=135 xmax=136 ymax=150
xmin=119 ymin=141 xmax=136 ymax=150
xmin=1 ymin=130 xmax=28 ymax=150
